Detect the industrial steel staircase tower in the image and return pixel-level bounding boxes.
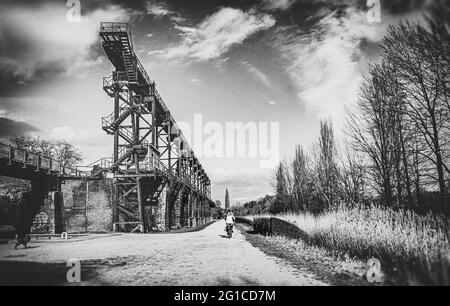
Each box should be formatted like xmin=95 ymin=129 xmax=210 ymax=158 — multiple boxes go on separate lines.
xmin=99 ymin=23 xmax=211 ymax=232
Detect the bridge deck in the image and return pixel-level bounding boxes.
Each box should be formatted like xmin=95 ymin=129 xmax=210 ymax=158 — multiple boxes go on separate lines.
xmin=0 ymin=142 xmax=61 ymax=185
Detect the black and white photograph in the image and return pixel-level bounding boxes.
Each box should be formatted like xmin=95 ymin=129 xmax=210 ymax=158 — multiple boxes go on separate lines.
xmin=0 ymin=0 xmax=449 ymax=293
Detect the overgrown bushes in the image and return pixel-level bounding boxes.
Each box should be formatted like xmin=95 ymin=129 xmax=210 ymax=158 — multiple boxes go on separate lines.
xmin=248 ymin=205 xmax=450 ymax=285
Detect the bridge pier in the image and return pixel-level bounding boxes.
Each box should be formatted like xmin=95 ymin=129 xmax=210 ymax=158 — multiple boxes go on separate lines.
xmin=15 ymin=180 xmax=51 ymax=236
xmin=190 ymin=193 xmax=197 ymax=227
xmin=202 ymin=199 xmax=206 ymax=225
xmin=191 ymin=199 xmax=194 ymax=226
xmin=165 ymin=184 xmax=172 ymax=231
xmin=197 ymin=197 xmax=201 ymax=226
xmin=195 ymin=195 xmax=200 ymax=226
xmin=179 ymin=190 xmax=187 ymax=227
xmin=200 ymin=197 xmax=204 ymax=225
xmin=202 ymin=199 xmax=207 ymax=225
xmin=174 ymin=189 xmax=182 ymax=228
xmin=53 ymin=190 xmax=65 ymax=234
xmin=187 ymin=193 xmax=191 ymax=227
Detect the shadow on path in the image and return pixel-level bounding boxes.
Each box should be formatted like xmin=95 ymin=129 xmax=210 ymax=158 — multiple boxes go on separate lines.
xmin=0 ymin=259 xmax=124 ymax=285
xmin=236 ymin=224 xmax=370 ymax=286
xmin=215 ymin=276 xmax=260 ymax=286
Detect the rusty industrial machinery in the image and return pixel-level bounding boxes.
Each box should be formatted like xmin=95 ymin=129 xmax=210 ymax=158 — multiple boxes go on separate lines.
xmin=99 ymin=22 xmax=211 ymax=233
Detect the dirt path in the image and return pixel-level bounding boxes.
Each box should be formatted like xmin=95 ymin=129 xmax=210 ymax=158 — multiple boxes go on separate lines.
xmin=0 ymin=220 xmax=327 ymax=286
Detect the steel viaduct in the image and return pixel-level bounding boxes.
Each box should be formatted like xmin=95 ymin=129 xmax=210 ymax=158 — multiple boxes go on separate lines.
xmin=0 ymin=22 xmax=213 ymax=235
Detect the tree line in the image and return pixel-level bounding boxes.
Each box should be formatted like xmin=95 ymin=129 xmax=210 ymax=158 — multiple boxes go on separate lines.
xmin=272 ymin=19 xmax=450 ymax=215
xmin=7 ymin=135 xmax=82 ymax=172
xmin=1 ymin=135 xmax=82 ymax=196
xmin=0 ymin=136 xmax=82 ymax=224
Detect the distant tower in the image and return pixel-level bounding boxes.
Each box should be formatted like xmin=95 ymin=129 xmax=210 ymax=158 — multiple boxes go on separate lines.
xmin=225 ymin=188 xmax=230 ymax=210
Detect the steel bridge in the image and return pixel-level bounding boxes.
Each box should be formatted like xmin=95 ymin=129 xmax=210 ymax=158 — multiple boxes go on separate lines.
xmin=99 ymin=22 xmax=212 ymax=233
xmin=0 ymin=22 xmax=213 ymax=235
xmin=0 ymin=141 xmax=95 ymax=235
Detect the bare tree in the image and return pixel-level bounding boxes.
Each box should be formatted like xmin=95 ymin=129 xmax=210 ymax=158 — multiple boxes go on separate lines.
xmin=8 ymin=136 xmax=82 ymax=173
xmin=347 ymin=63 xmax=399 ymax=206
xmin=271 ymin=162 xmax=290 ymax=214
xmin=338 ymin=146 xmax=366 ymax=207
xmin=291 ymin=145 xmax=311 ymax=211
xmin=383 ymin=22 xmax=449 ymax=205
xmin=311 ymin=120 xmax=339 ymax=210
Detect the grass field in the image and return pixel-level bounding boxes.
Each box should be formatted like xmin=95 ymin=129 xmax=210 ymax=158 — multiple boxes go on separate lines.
xmin=246 ymin=205 xmax=450 ymax=285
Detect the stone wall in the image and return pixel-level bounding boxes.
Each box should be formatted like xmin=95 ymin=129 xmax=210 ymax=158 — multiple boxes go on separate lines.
xmin=155 ymin=186 xmax=167 ymax=231
xmin=27 ymin=179 xmax=202 ymax=234
xmin=63 ymin=179 xmax=113 ymax=232
xmin=36 ymin=179 xmax=114 ymax=233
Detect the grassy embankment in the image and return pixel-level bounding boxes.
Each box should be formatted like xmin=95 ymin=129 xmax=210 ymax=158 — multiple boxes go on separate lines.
xmin=246 ymin=205 xmax=450 ymax=285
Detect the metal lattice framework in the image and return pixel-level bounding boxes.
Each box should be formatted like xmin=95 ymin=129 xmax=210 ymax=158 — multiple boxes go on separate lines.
xmin=99 ymin=22 xmax=211 ymax=232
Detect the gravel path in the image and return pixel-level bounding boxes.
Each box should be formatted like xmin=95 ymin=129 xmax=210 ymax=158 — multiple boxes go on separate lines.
xmin=0 ymin=220 xmax=326 ymax=286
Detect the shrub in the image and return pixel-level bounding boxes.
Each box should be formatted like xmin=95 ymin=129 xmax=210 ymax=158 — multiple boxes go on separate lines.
xmin=247 ymin=205 xmax=450 ymax=285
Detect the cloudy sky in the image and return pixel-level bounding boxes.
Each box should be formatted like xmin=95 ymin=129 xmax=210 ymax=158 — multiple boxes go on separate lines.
xmin=0 ymin=0 xmax=443 ymax=203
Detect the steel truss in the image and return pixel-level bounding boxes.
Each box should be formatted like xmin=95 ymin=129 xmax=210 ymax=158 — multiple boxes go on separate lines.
xmin=99 ymin=22 xmax=212 ymax=232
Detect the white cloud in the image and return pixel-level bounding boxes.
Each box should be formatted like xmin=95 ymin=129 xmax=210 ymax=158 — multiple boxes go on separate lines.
xmin=191 ymin=78 xmax=202 ymax=85
xmin=170 ymin=15 xmax=188 ymax=24
xmin=242 ymin=60 xmax=274 ymax=89
xmin=275 ymin=6 xmax=431 ymax=133
xmin=47 ymin=127 xmax=110 ymax=162
xmin=0 ymin=3 xmax=132 ymax=81
xmin=210 ymin=169 xmax=273 ymax=202
xmin=146 ymin=2 xmax=173 ymax=17
xmin=48 ymin=126 xmax=76 ymax=141
xmin=213 ymin=57 xmax=230 ymax=70
xmin=148 ymin=50 xmax=164 ymax=56
xmin=276 ymin=8 xmax=394 ymax=129
xmin=0 ymin=97 xmax=57 ymax=124
xmin=48 ymin=127 xmax=106 ymax=145
xmin=262 ymin=0 xmax=297 ymax=11
xmin=162 ymin=8 xmax=276 ymax=62
xmin=267 ymin=100 xmax=276 ymax=105
xmin=146 ymin=2 xmax=188 ymax=25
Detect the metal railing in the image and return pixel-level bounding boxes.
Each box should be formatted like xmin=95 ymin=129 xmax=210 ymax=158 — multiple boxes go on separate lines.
xmin=87 ymin=157 xmax=113 ymax=169
xmin=99 ymin=22 xmax=133 ymax=47
xmin=0 ymin=141 xmax=61 ymax=173
xmin=118 ymin=127 xmax=135 ymax=144
xmin=0 ymin=141 xmax=115 ymax=179
xmin=136 ymin=57 xmax=152 ymax=87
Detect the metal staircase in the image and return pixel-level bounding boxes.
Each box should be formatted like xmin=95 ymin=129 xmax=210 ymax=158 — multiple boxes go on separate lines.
xmin=102 ymin=106 xmax=137 ymax=134
xmin=114 ymin=146 xmax=134 ymax=168
xmin=147 ymin=177 xmax=167 ymax=206
xmin=120 ymin=35 xmax=137 ymax=84
xmin=99 ymin=22 xmax=212 ymax=233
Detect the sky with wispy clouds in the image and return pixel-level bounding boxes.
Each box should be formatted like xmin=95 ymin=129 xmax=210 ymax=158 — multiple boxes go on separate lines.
xmin=0 ymin=0 xmax=443 ymax=203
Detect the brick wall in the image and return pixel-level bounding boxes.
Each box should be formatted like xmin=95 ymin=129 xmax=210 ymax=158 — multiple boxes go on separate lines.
xmin=40 ymin=179 xmax=114 ymax=233
xmin=27 ymin=180 xmax=193 ymax=233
